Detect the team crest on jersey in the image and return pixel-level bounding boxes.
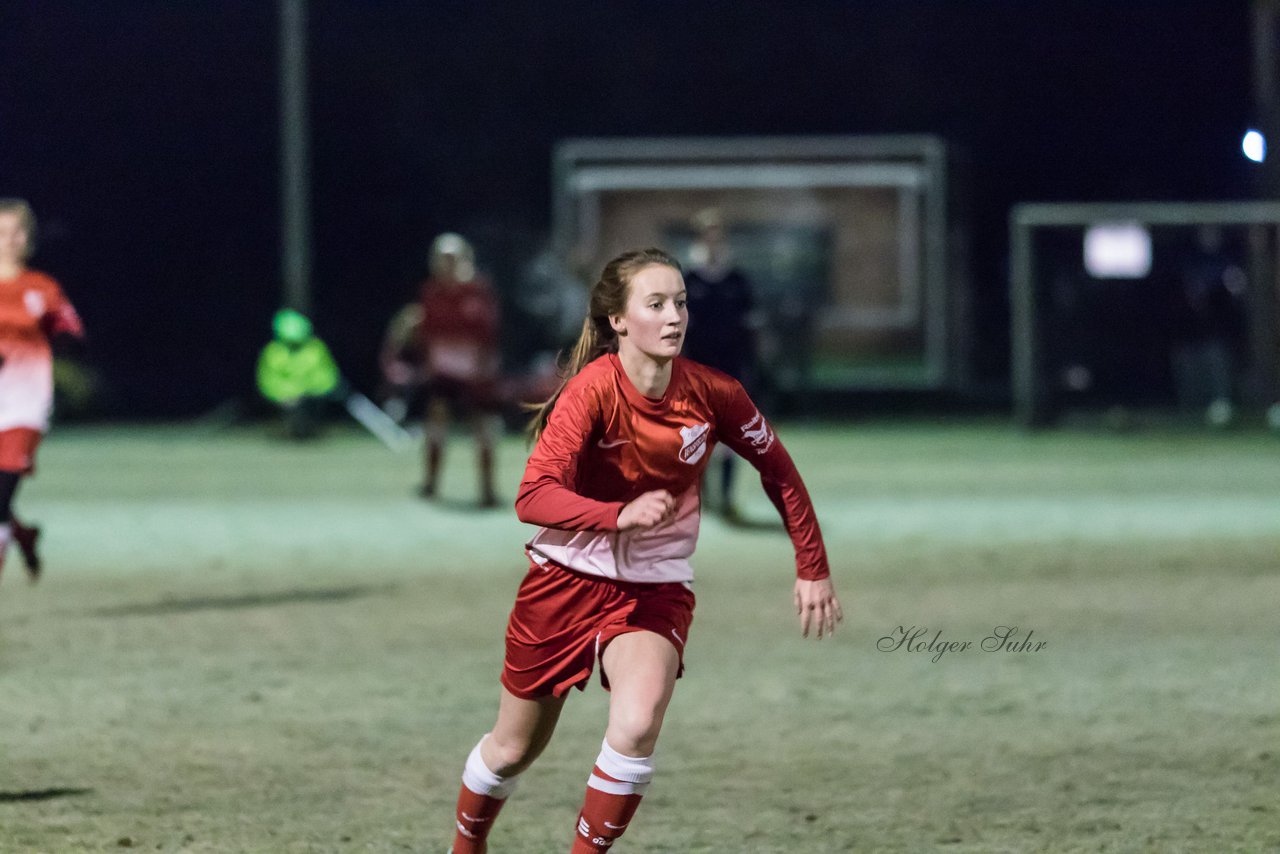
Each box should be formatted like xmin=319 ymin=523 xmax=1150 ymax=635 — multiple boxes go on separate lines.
xmin=23 ymin=290 xmax=45 ymax=317
xmin=678 ymin=422 xmax=711 ymax=464
xmin=739 ymin=409 xmax=775 ymax=455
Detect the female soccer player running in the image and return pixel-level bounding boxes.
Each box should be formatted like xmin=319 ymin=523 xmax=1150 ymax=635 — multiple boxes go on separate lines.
xmin=449 ymin=247 xmax=842 ymax=853
xmin=0 ymin=199 xmax=84 ymax=584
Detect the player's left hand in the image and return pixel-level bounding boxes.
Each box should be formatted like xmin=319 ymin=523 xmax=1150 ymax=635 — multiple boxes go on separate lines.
xmin=794 ymin=576 xmax=843 ymax=639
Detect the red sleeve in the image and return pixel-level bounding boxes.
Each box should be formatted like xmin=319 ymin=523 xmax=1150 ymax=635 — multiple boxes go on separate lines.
xmin=715 ymin=380 xmax=830 ymax=580
xmin=40 ymin=281 xmax=85 ymax=339
xmin=515 ymin=376 xmax=625 ymax=531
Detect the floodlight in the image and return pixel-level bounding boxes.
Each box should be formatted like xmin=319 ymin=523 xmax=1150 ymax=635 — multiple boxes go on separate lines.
xmin=1083 ymin=222 xmax=1152 ymax=279
xmin=1243 ymin=129 xmax=1266 ymax=164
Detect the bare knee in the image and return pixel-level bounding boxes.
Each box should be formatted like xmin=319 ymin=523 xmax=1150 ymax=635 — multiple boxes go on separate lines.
xmin=425 ymin=401 xmax=450 ymax=434
xmin=485 ymin=731 xmax=537 ymax=775
xmin=483 ymin=717 xmax=560 ymax=778
xmin=470 ymin=414 xmax=497 ymax=445
xmin=482 ymin=688 xmax=565 ymax=777
xmin=600 ymin=633 xmax=679 ymax=757
xmin=605 ymin=702 xmax=665 ymax=757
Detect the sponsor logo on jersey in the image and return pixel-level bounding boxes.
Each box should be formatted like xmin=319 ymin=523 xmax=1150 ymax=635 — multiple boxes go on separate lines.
xmin=740 ymin=410 xmax=775 ymax=455
xmin=23 ymin=290 xmax=45 ymax=318
xmin=597 ymin=437 xmax=630 ymax=449
xmin=678 ymin=422 xmax=711 ymax=464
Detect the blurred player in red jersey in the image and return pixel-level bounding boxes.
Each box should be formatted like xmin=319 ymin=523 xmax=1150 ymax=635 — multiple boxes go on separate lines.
xmin=0 ymin=200 xmax=85 ymax=584
xmin=419 ymin=233 xmax=502 ymax=507
xmin=448 ymin=248 xmax=843 ymax=853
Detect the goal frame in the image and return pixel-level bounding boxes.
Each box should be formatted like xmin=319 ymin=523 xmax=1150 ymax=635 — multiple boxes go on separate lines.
xmin=1010 ymin=200 xmax=1280 ymax=426
xmin=552 ymin=135 xmax=959 ymax=390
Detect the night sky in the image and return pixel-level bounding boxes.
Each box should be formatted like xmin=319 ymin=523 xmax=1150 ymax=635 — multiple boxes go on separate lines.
xmin=0 ymin=1 xmax=1255 ymax=416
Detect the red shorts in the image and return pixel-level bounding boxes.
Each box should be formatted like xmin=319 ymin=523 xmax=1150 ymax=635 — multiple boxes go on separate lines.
xmin=0 ymin=428 xmax=41 ymax=474
xmin=500 ymin=560 xmax=696 ymax=700
xmin=426 ymin=376 xmax=500 ymax=414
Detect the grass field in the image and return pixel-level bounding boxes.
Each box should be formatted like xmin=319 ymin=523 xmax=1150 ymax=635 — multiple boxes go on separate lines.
xmin=1 ymin=421 xmax=1278 ymax=853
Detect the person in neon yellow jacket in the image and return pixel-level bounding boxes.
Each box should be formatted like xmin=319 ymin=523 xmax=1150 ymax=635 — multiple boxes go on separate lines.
xmin=257 ymin=309 xmax=340 ymax=438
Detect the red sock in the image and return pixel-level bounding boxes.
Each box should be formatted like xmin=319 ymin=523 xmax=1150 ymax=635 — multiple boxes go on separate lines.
xmin=425 ymin=441 xmax=442 ymax=491
xmin=570 ymin=780 xmax=643 ymax=852
xmin=569 ymin=740 xmax=653 ymax=853
xmin=453 ymin=735 xmax=520 ymax=853
xmin=452 ymin=782 xmax=506 ymax=854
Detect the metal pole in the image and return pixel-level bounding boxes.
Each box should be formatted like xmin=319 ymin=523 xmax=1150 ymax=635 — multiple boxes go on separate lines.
xmin=279 ymin=0 xmax=311 ymax=314
xmin=1009 ymin=211 xmax=1041 ymax=427
xmin=1254 ymin=0 xmax=1279 ymax=198
xmin=1252 ymin=0 xmax=1280 ymax=401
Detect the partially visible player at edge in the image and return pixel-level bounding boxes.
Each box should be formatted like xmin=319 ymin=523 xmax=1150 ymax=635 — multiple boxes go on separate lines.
xmin=0 ymin=199 xmax=85 ymax=584
xmin=448 ymin=247 xmax=843 ymax=853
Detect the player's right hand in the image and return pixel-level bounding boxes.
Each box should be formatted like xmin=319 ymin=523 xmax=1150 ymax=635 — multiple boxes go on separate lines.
xmin=617 ymin=490 xmax=676 ymax=531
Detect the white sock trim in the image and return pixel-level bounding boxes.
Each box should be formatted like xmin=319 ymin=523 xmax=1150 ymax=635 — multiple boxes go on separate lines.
xmin=588 ymin=738 xmax=654 ymax=795
xmin=461 ymin=735 xmax=520 ymax=799
xmin=587 ymin=774 xmax=647 ymax=796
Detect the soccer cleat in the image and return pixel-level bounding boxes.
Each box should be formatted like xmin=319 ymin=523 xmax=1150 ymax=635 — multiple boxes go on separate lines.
xmin=13 ymin=523 xmax=40 ymax=581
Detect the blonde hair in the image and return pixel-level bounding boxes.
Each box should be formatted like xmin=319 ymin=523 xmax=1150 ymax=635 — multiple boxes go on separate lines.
xmin=429 ymin=232 xmax=475 ymax=279
xmin=526 ymin=247 xmax=681 ymax=444
xmin=0 ymin=198 xmax=36 ymax=260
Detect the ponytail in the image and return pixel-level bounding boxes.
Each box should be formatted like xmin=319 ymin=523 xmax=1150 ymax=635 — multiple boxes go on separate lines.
xmin=525 ymin=314 xmax=615 ymax=444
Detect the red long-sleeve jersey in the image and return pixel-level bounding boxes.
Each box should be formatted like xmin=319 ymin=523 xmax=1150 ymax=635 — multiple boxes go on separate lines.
xmin=0 ymin=269 xmax=84 ymax=432
xmin=419 ymin=275 xmax=499 ymax=382
xmin=517 ymin=353 xmax=829 ymax=582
